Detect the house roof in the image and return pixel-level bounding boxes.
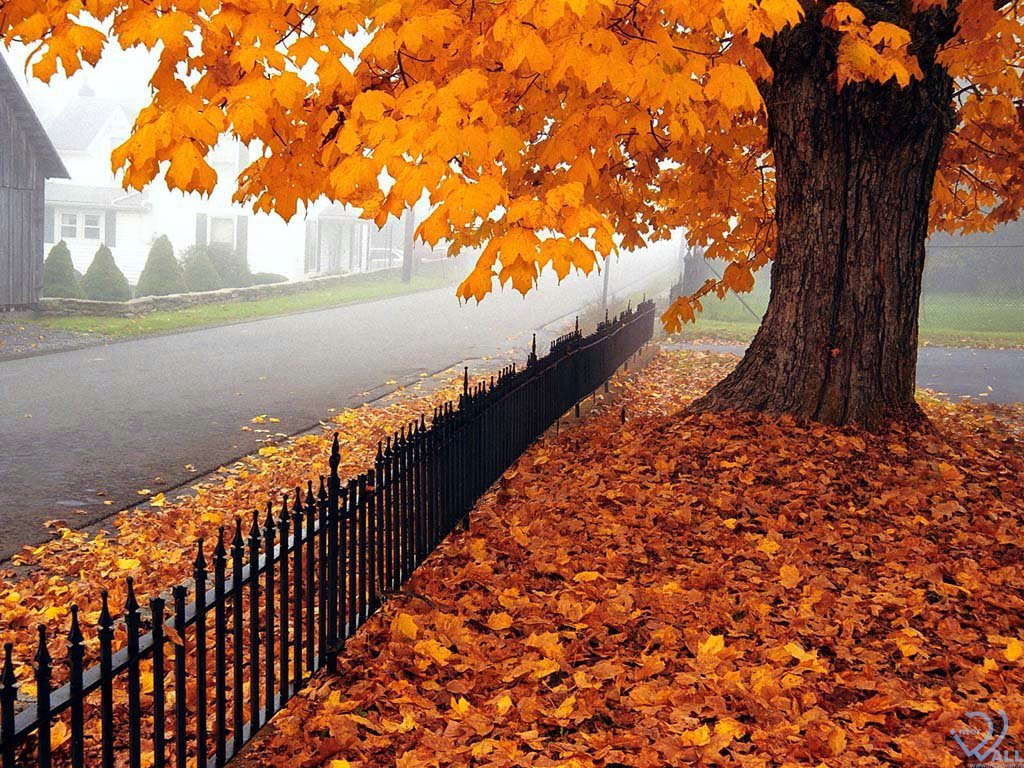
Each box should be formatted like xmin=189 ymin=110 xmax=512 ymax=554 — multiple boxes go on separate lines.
xmin=45 ymin=181 xmax=149 ymax=210
xmin=0 ymin=53 xmax=69 ymax=179
xmin=43 ymin=85 xmax=131 ymax=152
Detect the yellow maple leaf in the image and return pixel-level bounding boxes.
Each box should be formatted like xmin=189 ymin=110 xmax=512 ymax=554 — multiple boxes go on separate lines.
xmin=680 ymin=724 xmax=711 ymax=747
xmin=779 ymin=565 xmax=802 ymax=588
xmin=552 ymin=693 xmax=576 ymax=719
xmin=487 ymin=612 xmax=514 ymax=630
xmin=391 ymin=612 xmax=419 ymax=641
xmin=494 ymin=693 xmax=514 ymax=716
xmin=698 ymin=634 xmax=725 ymax=658
xmin=1006 ymin=638 xmax=1022 ymax=662
xmin=414 ymin=639 xmax=453 ymax=665
xmin=531 ymin=657 xmax=561 ymax=678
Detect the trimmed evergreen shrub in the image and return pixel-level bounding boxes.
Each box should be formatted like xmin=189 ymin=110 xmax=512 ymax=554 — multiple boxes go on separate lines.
xmin=42 ymin=241 xmax=83 ymax=298
xmin=81 ymin=244 xmax=131 ymax=301
xmin=135 ymin=235 xmax=186 ymax=297
xmin=207 ymin=242 xmax=252 ymax=288
xmin=180 ymin=245 xmax=223 ymax=293
xmin=249 ymin=272 xmax=288 ymax=285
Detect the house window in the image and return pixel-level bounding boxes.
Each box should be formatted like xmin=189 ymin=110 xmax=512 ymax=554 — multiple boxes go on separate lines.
xmin=83 ymin=213 xmax=102 ymax=241
xmin=210 ymin=217 xmax=235 ymax=246
xmin=60 ymin=213 xmax=78 ymax=240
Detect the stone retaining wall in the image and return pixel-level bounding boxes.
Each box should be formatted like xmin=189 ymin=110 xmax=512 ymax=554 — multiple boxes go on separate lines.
xmin=34 ymin=269 xmax=404 ymax=317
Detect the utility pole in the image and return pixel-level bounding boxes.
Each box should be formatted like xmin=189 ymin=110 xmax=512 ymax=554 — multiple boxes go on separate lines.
xmin=402 ymin=209 xmax=417 ymax=283
xmin=601 ymin=256 xmax=611 ymax=313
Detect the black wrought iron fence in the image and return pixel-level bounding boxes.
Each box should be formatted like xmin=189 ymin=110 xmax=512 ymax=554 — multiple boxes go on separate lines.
xmin=0 ymin=299 xmax=656 ymax=768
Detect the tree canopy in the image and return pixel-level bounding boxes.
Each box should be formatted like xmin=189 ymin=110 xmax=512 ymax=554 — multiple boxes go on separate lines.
xmin=3 ymin=0 xmax=1021 ymax=327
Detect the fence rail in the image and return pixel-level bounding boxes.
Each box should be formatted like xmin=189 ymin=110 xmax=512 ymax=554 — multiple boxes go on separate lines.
xmin=0 ymin=299 xmax=656 ymax=768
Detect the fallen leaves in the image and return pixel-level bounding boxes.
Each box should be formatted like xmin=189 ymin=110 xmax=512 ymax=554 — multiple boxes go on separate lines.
xmin=236 ymin=350 xmax=1023 ymax=768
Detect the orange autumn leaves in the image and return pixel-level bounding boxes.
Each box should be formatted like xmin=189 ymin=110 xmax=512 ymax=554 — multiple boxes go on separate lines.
xmin=5 ymin=0 xmax=1024 ymax=335
xmin=236 ymin=350 xmax=1024 ymax=767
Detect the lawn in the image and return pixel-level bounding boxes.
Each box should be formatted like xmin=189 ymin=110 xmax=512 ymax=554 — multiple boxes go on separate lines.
xmin=671 ymin=287 xmax=1024 ymax=348
xmin=30 ymin=266 xmax=454 ymax=339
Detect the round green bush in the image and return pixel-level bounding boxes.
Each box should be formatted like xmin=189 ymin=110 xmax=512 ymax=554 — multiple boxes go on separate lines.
xmin=135 ymin=235 xmax=186 ymax=297
xmin=249 ymin=272 xmax=288 ymax=286
xmin=207 ymin=242 xmax=252 ymax=288
xmin=81 ymin=244 xmax=131 ymax=301
xmin=42 ymin=241 xmax=83 ymax=299
xmin=180 ymin=245 xmax=223 ymax=293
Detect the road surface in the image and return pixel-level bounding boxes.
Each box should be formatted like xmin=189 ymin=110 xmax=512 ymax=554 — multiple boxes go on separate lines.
xmin=0 ymin=278 xmax=611 ymax=560
xmin=673 ymin=342 xmax=1024 ymax=405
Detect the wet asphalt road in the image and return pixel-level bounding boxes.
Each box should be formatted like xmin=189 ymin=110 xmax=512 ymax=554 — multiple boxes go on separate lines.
xmin=0 ymin=280 xmax=606 ymax=560
xmin=674 ymin=342 xmax=1024 ymax=405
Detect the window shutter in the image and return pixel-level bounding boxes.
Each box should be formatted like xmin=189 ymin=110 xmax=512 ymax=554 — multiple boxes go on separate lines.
xmin=196 ymin=213 xmax=208 ymax=246
xmin=44 ymin=206 xmax=55 ymax=243
xmin=235 ymin=215 xmax=248 ymax=260
xmin=105 ymin=210 xmax=117 ymax=247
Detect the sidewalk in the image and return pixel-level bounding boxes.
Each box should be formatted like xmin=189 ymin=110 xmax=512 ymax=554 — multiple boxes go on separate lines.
xmin=0 ymin=319 xmax=105 ymax=360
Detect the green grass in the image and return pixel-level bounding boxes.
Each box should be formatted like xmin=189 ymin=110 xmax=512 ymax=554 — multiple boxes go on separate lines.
xmin=668 ymin=290 xmax=1024 ymax=348
xmin=32 ymin=267 xmax=454 ymax=339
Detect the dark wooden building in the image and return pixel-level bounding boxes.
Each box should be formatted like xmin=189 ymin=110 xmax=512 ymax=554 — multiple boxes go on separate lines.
xmin=0 ymin=54 xmax=68 ymax=308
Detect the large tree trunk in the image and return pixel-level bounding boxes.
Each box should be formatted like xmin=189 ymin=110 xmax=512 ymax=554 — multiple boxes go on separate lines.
xmin=693 ymin=23 xmax=955 ymax=429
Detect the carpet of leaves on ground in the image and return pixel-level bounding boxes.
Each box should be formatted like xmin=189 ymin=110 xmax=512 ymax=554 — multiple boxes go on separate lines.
xmin=237 ymin=350 xmax=1024 ymax=768
xmin=0 ymin=368 xmax=479 ymax=689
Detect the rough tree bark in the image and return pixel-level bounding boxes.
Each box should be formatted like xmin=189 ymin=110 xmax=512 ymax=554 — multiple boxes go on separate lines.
xmin=693 ymin=18 xmax=956 ymax=429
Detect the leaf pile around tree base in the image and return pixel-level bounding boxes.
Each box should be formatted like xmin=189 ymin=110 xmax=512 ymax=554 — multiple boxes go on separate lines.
xmin=238 ymin=350 xmax=1024 ymax=768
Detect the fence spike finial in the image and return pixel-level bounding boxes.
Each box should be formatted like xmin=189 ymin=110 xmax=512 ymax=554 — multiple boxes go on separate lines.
xmin=318 ymin=475 xmax=327 ymax=502
xmin=2 ymin=642 xmax=15 ymax=688
xmin=307 ymin=479 xmax=316 ymax=507
xmin=213 ymin=527 xmax=227 ymax=569
xmin=34 ymin=624 xmax=51 ymax=669
xmin=250 ymin=509 xmax=261 ymax=542
xmin=193 ymin=538 xmax=207 ymax=574
xmin=463 ymin=366 xmax=469 ymax=395
xmin=330 ymin=433 xmax=341 ymax=476
xmin=98 ymin=589 xmax=112 ymax=629
xmin=233 ymin=516 xmax=245 ymax=549
xmin=532 ymin=333 xmax=537 ymax=358
xmin=125 ymin=575 xmax=139 ymax=614
xmin=264 ymin=501 xmax=276 ymax=534
xmin=68 ymin=604 xmax=83 ymax=646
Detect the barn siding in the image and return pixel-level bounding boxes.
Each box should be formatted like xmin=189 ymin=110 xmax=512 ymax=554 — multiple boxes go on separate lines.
xmin=0 ymin=79 xmax=47 ymax=307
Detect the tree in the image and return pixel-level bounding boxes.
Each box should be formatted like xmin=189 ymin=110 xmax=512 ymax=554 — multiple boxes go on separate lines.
xmin=136 ymin=236 xmax=186 ymax=297
xmin=7 ymin=0 xmax=1022 ymax=427
xmin=42 ymin=241 xmax=82 ymax=299
xmin=180 ymin=245 xmax=224 ymax=293
xmin=81 ymin=244 xmax=131 ymax=301
xmin=206 ymin=243 xmax=251 ymax=288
